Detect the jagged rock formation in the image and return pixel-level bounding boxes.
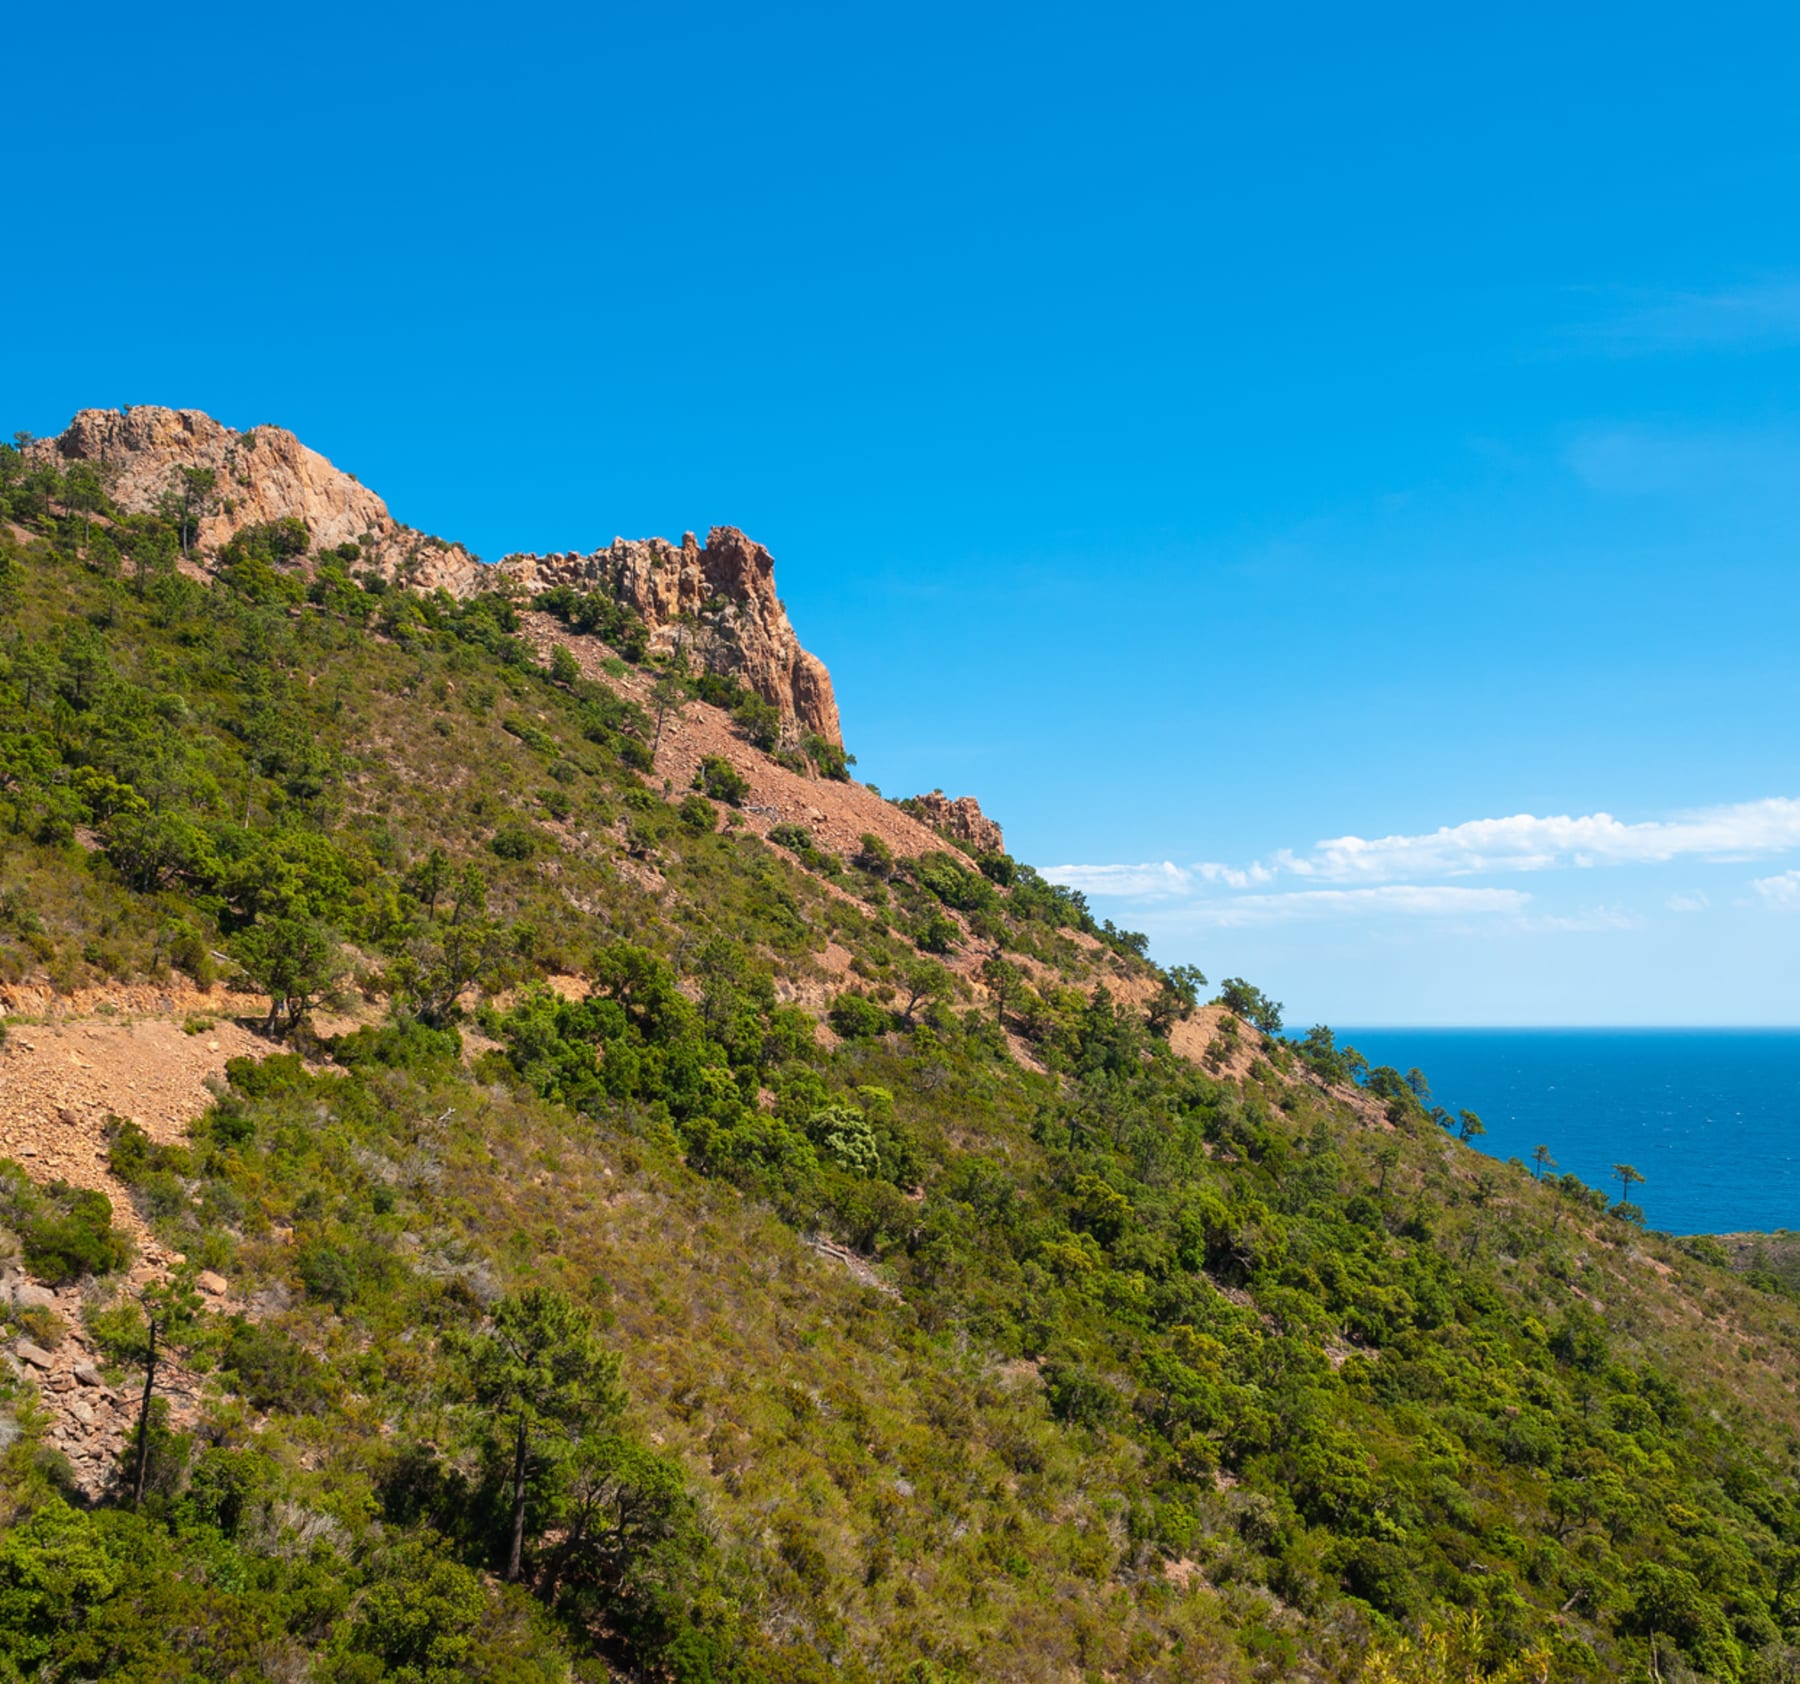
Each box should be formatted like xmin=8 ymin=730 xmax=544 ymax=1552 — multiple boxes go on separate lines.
xmin=37 ymin=406 xmax=477 ymax=585
xmin=910 ymin=792 xmax=1005 ymax=855
xmin=33 ymin=407 xmax=840 ymax=744
xmin=501 ymin=529 xmax=841 ymax=744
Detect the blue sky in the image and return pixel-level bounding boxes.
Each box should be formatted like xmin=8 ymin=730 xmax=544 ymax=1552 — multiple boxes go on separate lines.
xmin=8 ymin=2 xmax=1800 ymax=1024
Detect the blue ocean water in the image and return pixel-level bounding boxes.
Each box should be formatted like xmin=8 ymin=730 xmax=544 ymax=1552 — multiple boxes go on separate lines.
xmin=1330 ymin=1030 xmax=1800 ymax=1237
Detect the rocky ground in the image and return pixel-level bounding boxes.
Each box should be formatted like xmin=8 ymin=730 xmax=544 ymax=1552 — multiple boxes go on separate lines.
xmin=0 ymin=989 xmax=264 ymax=1493
xmin=2 ymin=1259 xmax=224 ymax=1498
xmin=0 ymin=1001 xmax=268 ymax=1245
xmin=525 ymin=612 xmax=1159 ymax=1011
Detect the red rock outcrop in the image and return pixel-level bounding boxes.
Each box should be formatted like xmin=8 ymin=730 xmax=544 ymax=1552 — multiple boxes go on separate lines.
xmin=37 ymin=406 xmax=479 ymax=587
xmin=910 ymin=792 xmax=1005 ymax=855
xmin=499 ymin=527 xmax=840 ymax=744
xmin=34 ymin=407 xmax=840 ymax=744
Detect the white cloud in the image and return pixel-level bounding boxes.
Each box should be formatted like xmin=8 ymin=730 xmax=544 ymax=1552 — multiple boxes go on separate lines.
xmin=1047 ymin=859 xmax=1274 ymax=897
xmin=1754 ymin=870 xmax=1800 ymax=908
xmin=1091 ymin=885 xmax=1532 ymax=927
xmin=1275 ymin=798 xmax=1800 ymax=884
xmin=1046 ymin=861 xmax=1193 ymax=899
xmin=1049 ymin=796 xmax=1800 ymax=935
xmin=1192 ymin=860 xmax=1276 ymax=888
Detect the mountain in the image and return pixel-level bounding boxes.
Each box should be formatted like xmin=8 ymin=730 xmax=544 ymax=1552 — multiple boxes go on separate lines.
xmin=31 ymin=407 xmax=840 ymax=743
xmin=1 ymin=413 xmax=1798 ymax=1683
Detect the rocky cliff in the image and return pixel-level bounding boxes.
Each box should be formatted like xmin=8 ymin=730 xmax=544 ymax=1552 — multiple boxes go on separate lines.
xmin=499 ymin=529 xmax=840 ymax=745
xmin=35 ymin=407 xmax=840 ymax=744
xmin=909 ymin=792 xmax=1005 ymax=855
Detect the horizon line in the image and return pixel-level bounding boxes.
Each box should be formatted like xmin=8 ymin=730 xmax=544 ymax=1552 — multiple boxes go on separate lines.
xmin=1302 ymin=1022 xmax=1800 ymax=1032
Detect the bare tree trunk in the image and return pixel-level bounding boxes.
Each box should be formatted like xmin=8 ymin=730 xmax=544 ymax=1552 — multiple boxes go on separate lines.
xmin=506 ymin=1415 xmax=529 ymax=1581
xmin=132 ymin=1319 xmax=158 ymax=1508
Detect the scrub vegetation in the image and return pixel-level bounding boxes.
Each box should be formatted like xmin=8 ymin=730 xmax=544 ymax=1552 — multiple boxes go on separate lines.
xmin=2 ymin=449 xmax=1800 ymax=1681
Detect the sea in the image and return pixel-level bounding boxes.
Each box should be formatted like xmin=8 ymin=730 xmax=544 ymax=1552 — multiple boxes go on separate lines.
xmin=1329 ymin=1029 xmax=1800 ymax=1238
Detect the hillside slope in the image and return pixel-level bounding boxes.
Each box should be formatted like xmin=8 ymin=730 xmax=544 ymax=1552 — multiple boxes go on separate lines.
xmin=27 ymin=407 xmax=840 ymax=742
xmin=2 ymin=424 xmax=1800 ymax=1684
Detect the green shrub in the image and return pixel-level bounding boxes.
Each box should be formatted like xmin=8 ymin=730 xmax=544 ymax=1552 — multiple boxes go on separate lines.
xmin=107 ymin=1117 xmax=187 ymax=1181
xmin=768 ymin=823 xmax=813 ymax=853
xmin=224 ymin=1052 xmax=310 ymax=1099
xmin=164 ymin=920 xmax=217 ymax=986
xmin=222 ymin=1317 xmax=334 ymax=1414
xmin=1 ymin=1174 xmax=131 ymax=1283
xmin=295 ymin=1241 xmax=361 ymax=1309
xmin=801 ymin=734 xmax=852 ymax=781
xmin=184 ymin=1447 xmax=280 ymax=1538
xmin=852 ymin=833 xmax=894 ymax=877
xmin=331 ymin=1019 xmax=462 ymax=1073
xmin=694 ymin=756 xmax=749 ymax=806
xmin=976 ymin=852 xmax=1016 ymax=886
xmin=828 ymin=993 xmax=889 ymax=1040
xmin=678 ymin=794 xmax=717 ymax=834
xmin=804 ymin=1102 xmax=881 ymax=1176
xmin=914 ymin=912 xmax=959 ymax=955
xmin=1679 ymin=1234 xmax=1733 ymax=1269
xmin=1042 ymin=1358 xmax=1117 ymax=1428
xmin=911 ymin=852 xmax=994 ymax=913
xmin=14 ymin=1303 xmax=64 ymax=1349
xmin=501 ymin=716 xmax=556 ymax=756
xmin=535 ymin=585 xmax=649 ymax=660
xmin=731 ymin=693 xmax=782 ymax=753
xmin=490 ymin=823 xmax=538 ymax=861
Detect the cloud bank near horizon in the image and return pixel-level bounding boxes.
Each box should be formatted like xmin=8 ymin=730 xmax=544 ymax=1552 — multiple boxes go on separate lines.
xmin=1046 ymin=796 xmax=1800 ymax=921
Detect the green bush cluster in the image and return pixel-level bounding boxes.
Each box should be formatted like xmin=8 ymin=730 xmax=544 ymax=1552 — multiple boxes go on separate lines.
xmin=0 ymin=1165 xmax=130 ymax=1284
xmin=534 ymin=583 xmax=650 ymax=662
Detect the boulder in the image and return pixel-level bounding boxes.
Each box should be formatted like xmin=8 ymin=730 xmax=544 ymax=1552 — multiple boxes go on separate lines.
xmin=14 ymin=1341 xmax=54 ymax=1370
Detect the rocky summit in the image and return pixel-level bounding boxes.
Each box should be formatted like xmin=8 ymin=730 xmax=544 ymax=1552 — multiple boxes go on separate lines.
xmin=33 ymin=406 xmax=841 ymax=744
